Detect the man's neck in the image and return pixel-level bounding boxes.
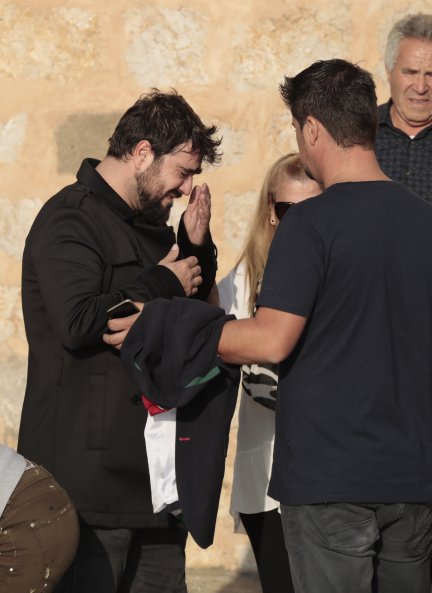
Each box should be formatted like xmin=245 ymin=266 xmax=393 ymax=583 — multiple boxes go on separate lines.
xmin=96 ymin=157 xmax=138 ymax=209
xmin=389 ymin=103 xmax=431 ymax=137
xmin=321 ymin=147 xmax=390 ymax=189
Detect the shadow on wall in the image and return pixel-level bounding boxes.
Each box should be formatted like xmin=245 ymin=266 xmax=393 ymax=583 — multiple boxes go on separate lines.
xmin=56 ymin=113 xmax=121 ymax=175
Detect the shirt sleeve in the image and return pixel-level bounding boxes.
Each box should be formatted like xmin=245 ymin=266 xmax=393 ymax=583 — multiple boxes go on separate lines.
xmin=257 ymin=214 xmax=324 ymax=317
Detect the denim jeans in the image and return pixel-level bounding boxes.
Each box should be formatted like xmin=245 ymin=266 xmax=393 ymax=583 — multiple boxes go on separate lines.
xmin=54 ymin=518 xmax=188 ymax=593
xmin=281 ymin=502 xmax=432 ymax=593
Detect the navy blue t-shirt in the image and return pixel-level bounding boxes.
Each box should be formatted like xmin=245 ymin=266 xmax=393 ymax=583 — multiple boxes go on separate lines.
xmin=258 ymin=181 xmax=432 ymax=505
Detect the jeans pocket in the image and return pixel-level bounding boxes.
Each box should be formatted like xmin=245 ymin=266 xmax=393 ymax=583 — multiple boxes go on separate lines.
xmin=409 ymin=504 xmax=432 ymax=554
xmin=319 ymin=504 xmax=379 ymax=554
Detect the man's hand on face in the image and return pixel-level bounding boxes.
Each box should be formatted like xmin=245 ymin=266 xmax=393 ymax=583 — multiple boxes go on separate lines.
xmin=159 ymin=244 xmax=202 ymax=296
xmin=183 ymin=183 xmax=211 ymax=246
xmin=102 ymin=303 xmax=143 ymax=350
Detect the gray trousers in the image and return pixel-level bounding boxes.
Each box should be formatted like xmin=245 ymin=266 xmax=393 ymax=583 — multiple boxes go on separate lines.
xmin=55 ymin=519 xmax=188 ymax=593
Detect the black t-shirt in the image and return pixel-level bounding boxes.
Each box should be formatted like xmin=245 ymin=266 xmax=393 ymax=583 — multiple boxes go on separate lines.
xmin=257 ymin=181 xmax=432 ymax=505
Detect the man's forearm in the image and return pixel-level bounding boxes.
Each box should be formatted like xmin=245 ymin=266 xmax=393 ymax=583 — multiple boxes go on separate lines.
xmin=218 ymin=308 xmax=307 ymax=365
xmin=218 ymin=318 xmax=272 ymax=365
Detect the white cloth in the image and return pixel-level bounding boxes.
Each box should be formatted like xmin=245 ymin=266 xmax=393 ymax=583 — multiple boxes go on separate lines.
xmin=0 ymin=445 xmax=26 ymax=516
xmin=217 ymin=263 xmax=279 ymax=533
xmin=144 ymin=409 xmax=179 ymax=514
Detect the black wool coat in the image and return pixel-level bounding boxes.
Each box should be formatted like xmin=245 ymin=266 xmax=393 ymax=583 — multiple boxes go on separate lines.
xmin=18 ymin=159 xmax=217 ymax=528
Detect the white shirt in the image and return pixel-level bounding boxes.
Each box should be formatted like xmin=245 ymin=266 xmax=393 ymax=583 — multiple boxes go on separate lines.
xmin=218 ymin=263 xmax=279 ymax=533
xmin=144 ymin=408 xmax=179 ymax=514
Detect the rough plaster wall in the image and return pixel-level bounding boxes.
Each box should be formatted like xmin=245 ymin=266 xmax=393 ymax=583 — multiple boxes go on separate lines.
xmin=1 ymin=0 xmax=431 ymax=571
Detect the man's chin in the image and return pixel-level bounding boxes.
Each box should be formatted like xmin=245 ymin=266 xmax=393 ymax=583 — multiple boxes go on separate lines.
xmin=157 ymin=202 xmax=172 ymax=225
xmin=138 ymin=201 xmax=171 ymax=226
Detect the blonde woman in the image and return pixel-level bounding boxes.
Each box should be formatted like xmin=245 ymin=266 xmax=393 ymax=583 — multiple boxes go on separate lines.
xmin=218 ymin=154 xmax=322 ymax=593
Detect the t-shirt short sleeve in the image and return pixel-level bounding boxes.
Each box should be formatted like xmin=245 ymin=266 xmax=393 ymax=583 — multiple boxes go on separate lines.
xmin=257 ymin=214 xmax=324 ymax=317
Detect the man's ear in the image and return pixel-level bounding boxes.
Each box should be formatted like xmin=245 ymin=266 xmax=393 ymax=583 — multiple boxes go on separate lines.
xmin=304 ymin=116 xmax=320 ymax=146
xmin=132 ymin=140 xmax=153 ymax=169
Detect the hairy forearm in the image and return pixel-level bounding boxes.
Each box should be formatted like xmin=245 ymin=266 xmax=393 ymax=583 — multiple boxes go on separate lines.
xmin=218 ymin=309 xmax=307 ymax=365
xmin=218 ymin=318 xmax=274 ymax=365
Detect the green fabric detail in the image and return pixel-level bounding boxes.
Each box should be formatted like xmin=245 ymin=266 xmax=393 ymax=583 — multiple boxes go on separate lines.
xmin=133 ymin=356 xmax=143 ymax=372
xmin=185 ymin=366 xmax=220 ymax=387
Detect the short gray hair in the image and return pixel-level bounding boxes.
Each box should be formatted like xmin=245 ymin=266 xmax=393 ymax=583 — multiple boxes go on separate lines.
xmin=385 ymin=13 xmax=432 ymax=72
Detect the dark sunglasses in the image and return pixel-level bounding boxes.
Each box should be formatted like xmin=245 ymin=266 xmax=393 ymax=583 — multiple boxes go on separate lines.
xmin=274 ymin=201 xmax=295 ymax=221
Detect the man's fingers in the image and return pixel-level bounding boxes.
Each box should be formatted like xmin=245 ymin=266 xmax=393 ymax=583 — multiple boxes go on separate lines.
xmin=188 ymin=185 xmax=199 ymax=205
xmin=159 ymin=244 xmax=180 ymax=265
xmin=103 ymin=311 xmax=141 ymax=350
xmin=183 ymin=255 xmax=199 ymax=268
xmin=199 ymin=184 xmax=210 ymax=200
xmin=198 ymin=201 xmax=210 ymax=224
xmin=158 ymin=254 xmax=202 ymax=296
xmin=103 ymin=329 xmax=127 ymax=349
xmin=107 ymin=312 xmax=140 ymax=332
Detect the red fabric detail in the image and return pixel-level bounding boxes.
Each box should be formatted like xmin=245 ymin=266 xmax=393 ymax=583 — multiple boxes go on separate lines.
xmin=141 ymin=395 xmax=171 ymax=416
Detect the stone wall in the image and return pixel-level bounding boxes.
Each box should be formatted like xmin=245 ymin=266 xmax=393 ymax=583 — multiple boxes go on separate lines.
xmin=1 ymin=0 xmax=430 ymax=571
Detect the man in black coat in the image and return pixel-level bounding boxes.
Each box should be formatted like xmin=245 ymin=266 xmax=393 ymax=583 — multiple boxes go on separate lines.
xmin=18 ymin=89 xmax=221 ymax=593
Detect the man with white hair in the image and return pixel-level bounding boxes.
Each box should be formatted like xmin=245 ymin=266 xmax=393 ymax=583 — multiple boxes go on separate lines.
xmin=375 ymin=13 xmax=432 ymax=201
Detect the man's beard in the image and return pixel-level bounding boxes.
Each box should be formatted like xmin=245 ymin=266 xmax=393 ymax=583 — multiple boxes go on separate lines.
xmin=136 ymin=160 xmax=180 ymax=226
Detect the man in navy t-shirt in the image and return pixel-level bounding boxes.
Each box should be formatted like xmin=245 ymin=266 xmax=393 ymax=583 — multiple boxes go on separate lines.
xmin=218 ymin=59 xmax=432 ymax=593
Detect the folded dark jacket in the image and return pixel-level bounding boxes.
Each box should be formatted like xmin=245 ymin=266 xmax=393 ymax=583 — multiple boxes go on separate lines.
xmin=120 ymin=297 xmax=240 ymax=548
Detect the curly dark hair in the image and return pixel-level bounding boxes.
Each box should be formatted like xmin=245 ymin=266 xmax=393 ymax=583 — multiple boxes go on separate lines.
xmin=107 ymin=89 xmax=222 ymax=165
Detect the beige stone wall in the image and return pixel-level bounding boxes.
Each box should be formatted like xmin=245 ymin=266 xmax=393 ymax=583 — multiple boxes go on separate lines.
xmin=1 ymin=0 xmax=431 ymax=571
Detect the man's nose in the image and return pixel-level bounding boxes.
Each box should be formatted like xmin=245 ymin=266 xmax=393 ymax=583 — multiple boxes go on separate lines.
xmin=179 ymin=176 xmax=193 ymax=196
xmin=413 ymin=74 xmax=428 ymax=94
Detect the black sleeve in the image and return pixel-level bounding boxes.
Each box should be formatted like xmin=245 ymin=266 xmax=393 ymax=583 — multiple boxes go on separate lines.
xmin=121 ymin=265 xmax=185 ymax=303
xmin=177 ymin=213 xmax=218 ymax=301
xmin=29 ymin=207 xmax=185 ymax=351
xmin=257 ymin=214 xmax=324 ymax=317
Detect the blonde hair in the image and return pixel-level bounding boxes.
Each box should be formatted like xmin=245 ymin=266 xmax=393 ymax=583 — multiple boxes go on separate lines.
xmin=237 ymin=153 xmax=309 ymax=315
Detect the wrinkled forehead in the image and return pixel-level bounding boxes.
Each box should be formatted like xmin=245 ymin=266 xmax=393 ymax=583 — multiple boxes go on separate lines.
xmin=394 ymin=37 xmax=432 ymax=67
